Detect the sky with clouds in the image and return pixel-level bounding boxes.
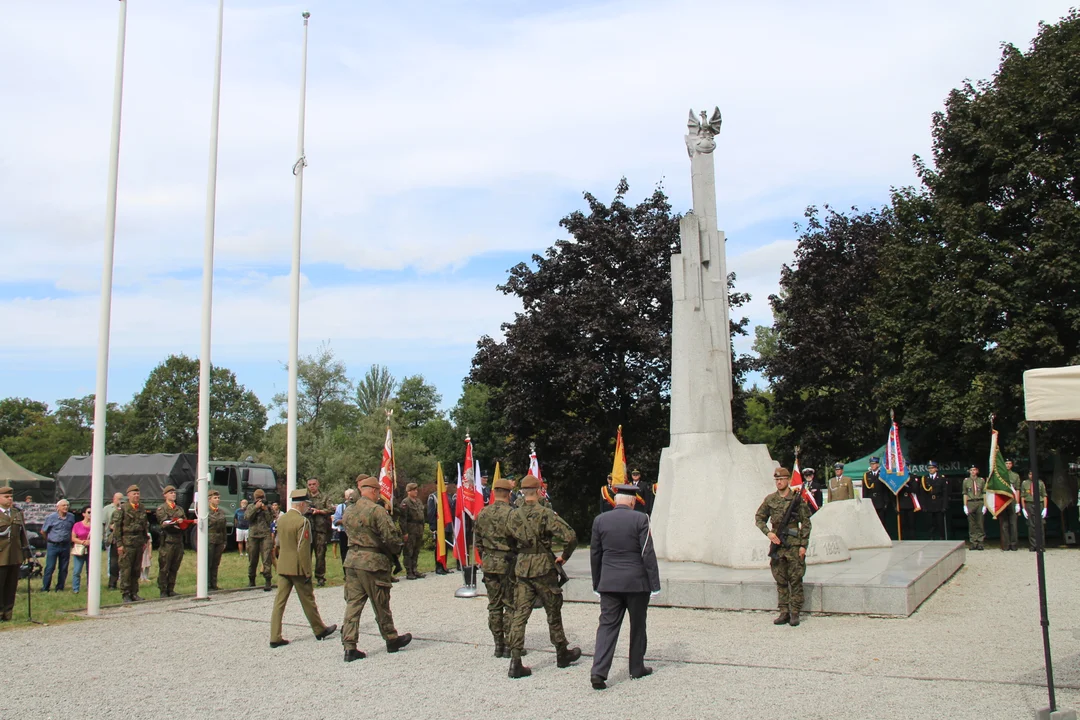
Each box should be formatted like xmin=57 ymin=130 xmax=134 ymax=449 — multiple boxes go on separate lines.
xmin=1 ymin=0 xmax=1073 ymax=416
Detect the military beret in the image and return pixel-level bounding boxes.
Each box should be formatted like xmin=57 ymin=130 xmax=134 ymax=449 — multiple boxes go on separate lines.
xmin=869 ymin=457 xmax=881 ymax=464
xmin=492 ymin=478 xmax=513 ymax=491
xmin=927 ymin=460 xmax=938 ymax=467
xmin=358 ymin=476 xmax=380 ymax=489
xmin=773 ymin=467 xmax=791 ymax=479
xmin=253 ymin=488 xmax=266 ymax=498
xmin=613 ymin=484 xmax=640 ymax=495
xmin=520 ymin=474 xmax=541 ymax=489
xmin=833 ymin=463 xmax=844 ymax=470
xmin=405 ymin=482 xmax=418 ymax=492
xmin=208 ymin=490 xmax=220 ymax=498
xmin=355 ymin=473 xmax=371 ymax=483
xmin=803 ymin=467 xmax=815 ymax=475
xmin=126 ymin=484 xmax=140 ymax=494
xmin=289 ymin=488 xmax=309 ymax=501
xmin=162 ymin=485 xmax=177 ymax=494
xmin=0 ymin=486 xmax=12 ymax=497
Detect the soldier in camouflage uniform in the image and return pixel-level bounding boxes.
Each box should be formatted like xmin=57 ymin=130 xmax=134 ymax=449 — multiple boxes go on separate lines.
xmin=755 ymin=467 xmax=812 ymax=627
xmin=207 ymin=490 xmax=228 ymax=590
xmin=112 ymin=484 xmax=149 ymax=603
xmin=246 ymin=489 xmax=274 ymax=590
xmin=155 ymin=485 xmax=186 ymax=597
xmin=341 ymin=475 xmax=413 ymax=662
xmin=397 ymin=482 xmax=427 ymax=580
xmin=305 ymin=478 xmax=334 ymax=586
xmin=505 ymin=474 xmax=581 ymax=679
xmin=476 ymin=476 xmax=517 ymax=657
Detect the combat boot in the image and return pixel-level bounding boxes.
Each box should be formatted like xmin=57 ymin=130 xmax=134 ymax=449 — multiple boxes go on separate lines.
xmin=556 ymin=644 xmax=582 ymax=668
xmin=248 ymin=576 xmax=256 ymax=588
xmin=773 ymin=612 xmax=790 ymax=625
xmin=493 ymin=634 xmax=506 ymax=658
xmin=264 ymin=577 xmax=273 ymax=592
xmin=344 ymin=649 xmax=366 ymax=662
xmin=508 ymin=654 xmax=532 ymax=679
xmin=789 ymin=611 xmax=800 ymax=627
xmin=386 ymin=633 xmax=413 ymax=653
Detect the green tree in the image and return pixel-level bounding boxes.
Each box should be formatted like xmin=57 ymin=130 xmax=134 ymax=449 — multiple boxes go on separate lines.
xmin=356 ymin=364 xmax=396 ymax=416
xmin=120 ymin=355 xmax=267 ymax=459
xmin=395 ymin=375 xmax=442 ymax=429
xmin=0 ymin=397 xmax=48 ymax=445
xmin=3 ymin=395 xmax=127 ymax=476
xmin=449 ymin=382 xmax=508 ymax=472
xmin=272 ymin=341 xmax=355 ymax=432
xmin=734 ymin=387 xmax=790 ymax=461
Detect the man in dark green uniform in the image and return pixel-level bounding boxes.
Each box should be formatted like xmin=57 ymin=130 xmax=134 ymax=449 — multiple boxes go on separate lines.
xmin=305 ymin=477 xmax=334 ymax=586
xmin=962 ymin=465 xmax=986 ymax=550
xmin=341 ymin=475 xmax=412 ymax=662
xmin=1021 ymin=471 xmax=1048 ymax=551
xmin=207 ymin=490 xmax=228 ymax=590
xmin=505 ymin=473 xmax=581 ymax=679
xmin=155 ymin=484 xmax=186 ymax=596
xmin=112 ymin=484 xmax=149 ymax=603
xmin=246 ymin=488 xmax=273 ymax=591
xmin=397 ymin=482 xmax=426 ymax=580
xmin=999 ymin=459 xmax=1021 ymax=551
xmin=269 ymin=488 xmax=337 ymax=648
xmin=755 ymin=467 xmax=812 ymax=627
xmin=476 ymin=476 xmax=516 ymax=657
xmin=0 ymin=485 xmax=31 ymax=621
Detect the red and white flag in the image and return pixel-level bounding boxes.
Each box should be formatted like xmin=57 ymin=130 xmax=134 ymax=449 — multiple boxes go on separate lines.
xmin=453 ymin=435 xmax=483 ymax=566
xmin=790 ymin=458 xmax=819 ymax=511
xmin=529 ymin=446 xmax=549 ymax=499
xmin=377 ymin=426 xmax=395 ymax=512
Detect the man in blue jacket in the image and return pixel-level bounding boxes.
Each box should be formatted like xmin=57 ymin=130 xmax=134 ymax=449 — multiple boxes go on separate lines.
xmin=588 ymin=484 xmax=661 ymax=690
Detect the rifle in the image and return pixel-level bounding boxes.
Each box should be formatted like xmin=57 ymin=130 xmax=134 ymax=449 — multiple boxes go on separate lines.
xmin=767 ymin=492 xmax=803 ymax=560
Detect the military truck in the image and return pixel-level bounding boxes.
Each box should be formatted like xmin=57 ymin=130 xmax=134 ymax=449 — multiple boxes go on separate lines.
xmin=56 ymin=453 xmax=280 ymax=547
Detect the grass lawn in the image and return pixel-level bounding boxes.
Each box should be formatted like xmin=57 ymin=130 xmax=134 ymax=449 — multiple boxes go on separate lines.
xmin=3 ymin=544 xmax=441 ymax=630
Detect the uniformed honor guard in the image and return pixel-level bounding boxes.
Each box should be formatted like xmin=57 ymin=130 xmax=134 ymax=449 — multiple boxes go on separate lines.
xmin=305 ymin=478 xmax=334 ymax=587
xmin=588 ymin=484 xmax=660 ymax=690
xmin=475 ymin=476 xmax=517 ymax=657
xmin=0 ymin=485 xmax=31 ymax=621
xmin=268 ymin=488 xmax=337 ymax=648
xmin=827 ymin=463 xmax=854 ymax=503
xmin=755 ymin=467 xmax=812 ymax=627
xmin=113 ymin=484 xmax=149 ymax=603
xmin=962 ymin=465 xmax=986 ymax=550
xmin=630 ymin=469 xmax=653 ymax=515
xmin=1020 ymin=471 xmax=1048 ymax=551
xmin=600 ymin=474 xmax=617 ymax=513
xmin=920 ymin=461 xmax=948 ymax=540
xmin=246 ymin=488 xmax=274 ymax=591
xmin=397 ymin=482 xmax=427 ymax=580
xmin=803 ymin=468 xmax=824 ymax=511
xmin=207 ymin=490 xmax=228 ymax=590
xmin=505 ymin=473 xmax=582 ymax=678
xmin=861 ymin=457 xmax=889 ymax=527
xmin=341 ymin=475 xmax=412 ymax=662
xmin=999 ymin=459 xmax=1021 ymax=551
xmin=155 ymin=485 xmax=186 ymax=597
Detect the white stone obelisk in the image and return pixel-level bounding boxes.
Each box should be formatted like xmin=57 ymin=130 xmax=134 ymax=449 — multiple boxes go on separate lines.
xmin=650 ymin=109 xmax=784 ymax=569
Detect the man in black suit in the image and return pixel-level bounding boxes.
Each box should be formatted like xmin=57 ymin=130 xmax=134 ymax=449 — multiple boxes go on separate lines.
xmin=630 ymin=469 xmax=654 ymax=516
xmin=861 ymin=457 xmax=889 ymax=528
xmin=588 ymin=484 xmax=661 ymax=690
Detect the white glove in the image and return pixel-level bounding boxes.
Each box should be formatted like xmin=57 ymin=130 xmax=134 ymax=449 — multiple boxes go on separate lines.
xmin=593 ymin=591 xmax=600 ymax=598
xmin=650 ymin=590 xmax=661 ymax=598
xmin=1041 ymin=508 xmax=1047 ymax=519
xmin=982 ymin=506 xmax=987 ymax=515
xmin=1022 ymin=508 xmax=1029 ymax=519
xmin=963 ymin=506 xmax=969 ymax=516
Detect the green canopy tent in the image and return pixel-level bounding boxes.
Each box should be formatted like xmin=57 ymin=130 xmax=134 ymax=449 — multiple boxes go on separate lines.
xmin=0 ymin=447 xmax=55 ymax=503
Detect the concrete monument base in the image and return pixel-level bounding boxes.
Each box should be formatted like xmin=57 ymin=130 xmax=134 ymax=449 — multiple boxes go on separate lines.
xmin=809 ymin=497 xmax=893 ymax=551
xmin=1036 ymin=708 xmax=1078 ymax=720
xmin=561 ymin=540 xmax=966 ymax=617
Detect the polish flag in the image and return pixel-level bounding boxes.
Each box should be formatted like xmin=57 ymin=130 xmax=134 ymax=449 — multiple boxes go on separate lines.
xmin=790 ymin=458 xmax=819 ymax=511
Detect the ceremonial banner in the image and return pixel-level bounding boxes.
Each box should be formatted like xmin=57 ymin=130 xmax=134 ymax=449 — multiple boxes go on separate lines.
xmin=435 ymin=462 xmax=449 ymax=566
xmin=453 ymin=436 xmax=483 ymax=566
xmin=378 ymin=426 xmax=395 ymax=513
xmin=529 ymin=446 xmax=549 ymax=499
xmin=790 ymin=458 xmax=819 ymax=511
xmin=489 ymin=462 xmax=501 ymax=506
xmin=611 ymin=425 xmax=627 ymax=485
xmin=985 ymin=429 xmax=1016 ymax=518
xmin=882 ymin=419 xmax=911 ymax=495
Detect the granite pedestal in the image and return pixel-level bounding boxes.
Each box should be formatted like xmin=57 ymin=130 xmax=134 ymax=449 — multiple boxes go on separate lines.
xmin=561 ymin=540 xmax=966 ymax=617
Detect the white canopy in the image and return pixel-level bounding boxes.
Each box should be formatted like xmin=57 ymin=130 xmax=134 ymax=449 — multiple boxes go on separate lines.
xmin=1023 ymin=365 xmax=1080 ymax=421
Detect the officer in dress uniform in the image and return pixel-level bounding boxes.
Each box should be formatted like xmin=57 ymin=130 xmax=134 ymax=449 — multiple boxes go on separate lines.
xmin=827 ymin=463 xmax=854 ymax=503
xmin=920 ymin=461 xmax=948 ymax=540
xmin=600 ymin=474 xmax=617 ymax=513
xmin=896 ymin=479 xmax=918 ymax=540
xmin=0 ymin=485 xmax=31 ymax=621
xmin=861 ymin=457 xmax=889 ymax=527
xmin=269 ymin=488 xmax=337 ymax=648
xmin=630 ymin=470 xmax=653 ymax=515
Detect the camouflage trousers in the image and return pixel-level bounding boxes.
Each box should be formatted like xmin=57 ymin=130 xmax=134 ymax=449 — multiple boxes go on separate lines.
xmin=342 ymin=567 xmax=399 ymax=650
xmin=770 ymin=548 xmax=806 ymax=613
xmin=482 ymin=570 xmax=514 ymax=643
xmin=157 ymin=541 xmax=184 ymax=593
xmin=118 ymin=541 xmax=145 ymax=596
xmin=248 ymin=535 xmax=273 ymax=582
xmin=402 ymin=524 xmax=424 ymax=574
xmin=311 ymin=533 xmax=329 ymax=582
xmin=507 ymin=570 xmax=566 ymax=654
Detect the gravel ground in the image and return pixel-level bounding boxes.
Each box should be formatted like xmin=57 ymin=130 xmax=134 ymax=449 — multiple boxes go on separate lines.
xmin=4 ymin=548 xmax=1079 ymax=720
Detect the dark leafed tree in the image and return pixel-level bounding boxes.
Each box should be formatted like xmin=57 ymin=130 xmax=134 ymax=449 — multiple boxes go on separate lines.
xmin=272 ymin=341 xmax=354 ymax=432
xmin=395 ymin=375 xmax=442 ymax=430
xmin=356 ymin=364 xmax=397 ymax=416
xmin=765 ymin=205 xmax=892 ymax=466
xmin=875 ymin=12 xmax=1080 ymax=459
xmin=471 ymin=179 xmax=751 ymax=535
xmin=1 ymin=395 xmax=127 ymax=476
xmin=119 ymin=355 xmax=267 ymax=459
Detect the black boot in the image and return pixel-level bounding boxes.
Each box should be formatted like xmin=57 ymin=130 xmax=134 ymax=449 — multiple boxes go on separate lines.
xmin=556 ymin=644 xmax=582 ymax=668
xmin=248 ymin=576 xmax=256 ymax=588
xmin=264 ymin=577 xmax=273 ymax=592
xmin=344 ymin=649 xmax=366 ymax=662
xmin=508 ymin=654 xmax=532 ymax=679
xmin=493 ymin=634 xmax=506 ymax=658
xmin=386 ymin=633 xmax=413 ymax=653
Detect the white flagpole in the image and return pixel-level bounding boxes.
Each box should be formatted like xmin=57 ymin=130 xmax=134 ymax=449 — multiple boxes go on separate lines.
xmin=286 ymin=11 xmax=310 ymax=497
xmin=196 ymin=0 xmax=226 ymax=601
xmin=87 ymin=0 xmax=128 ymax=619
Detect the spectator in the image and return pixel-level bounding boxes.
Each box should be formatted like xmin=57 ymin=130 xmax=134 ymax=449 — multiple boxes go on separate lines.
xmin=70 ymin=507 xmax=94 ymax=593
xmin=41 ymin=499 xmax=76 ymax=592
xmin=101 ymin=492 xmax=123 ymax=590
xmin=24 ymin=495 xmax=33 ymax=504
xmin=332 ymin=489 xmax=354 ymax=567
xmin=235 ymin=499 xmax=249 ymax=556
xmin=140 ymin=532 xmax=152 ymax=583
